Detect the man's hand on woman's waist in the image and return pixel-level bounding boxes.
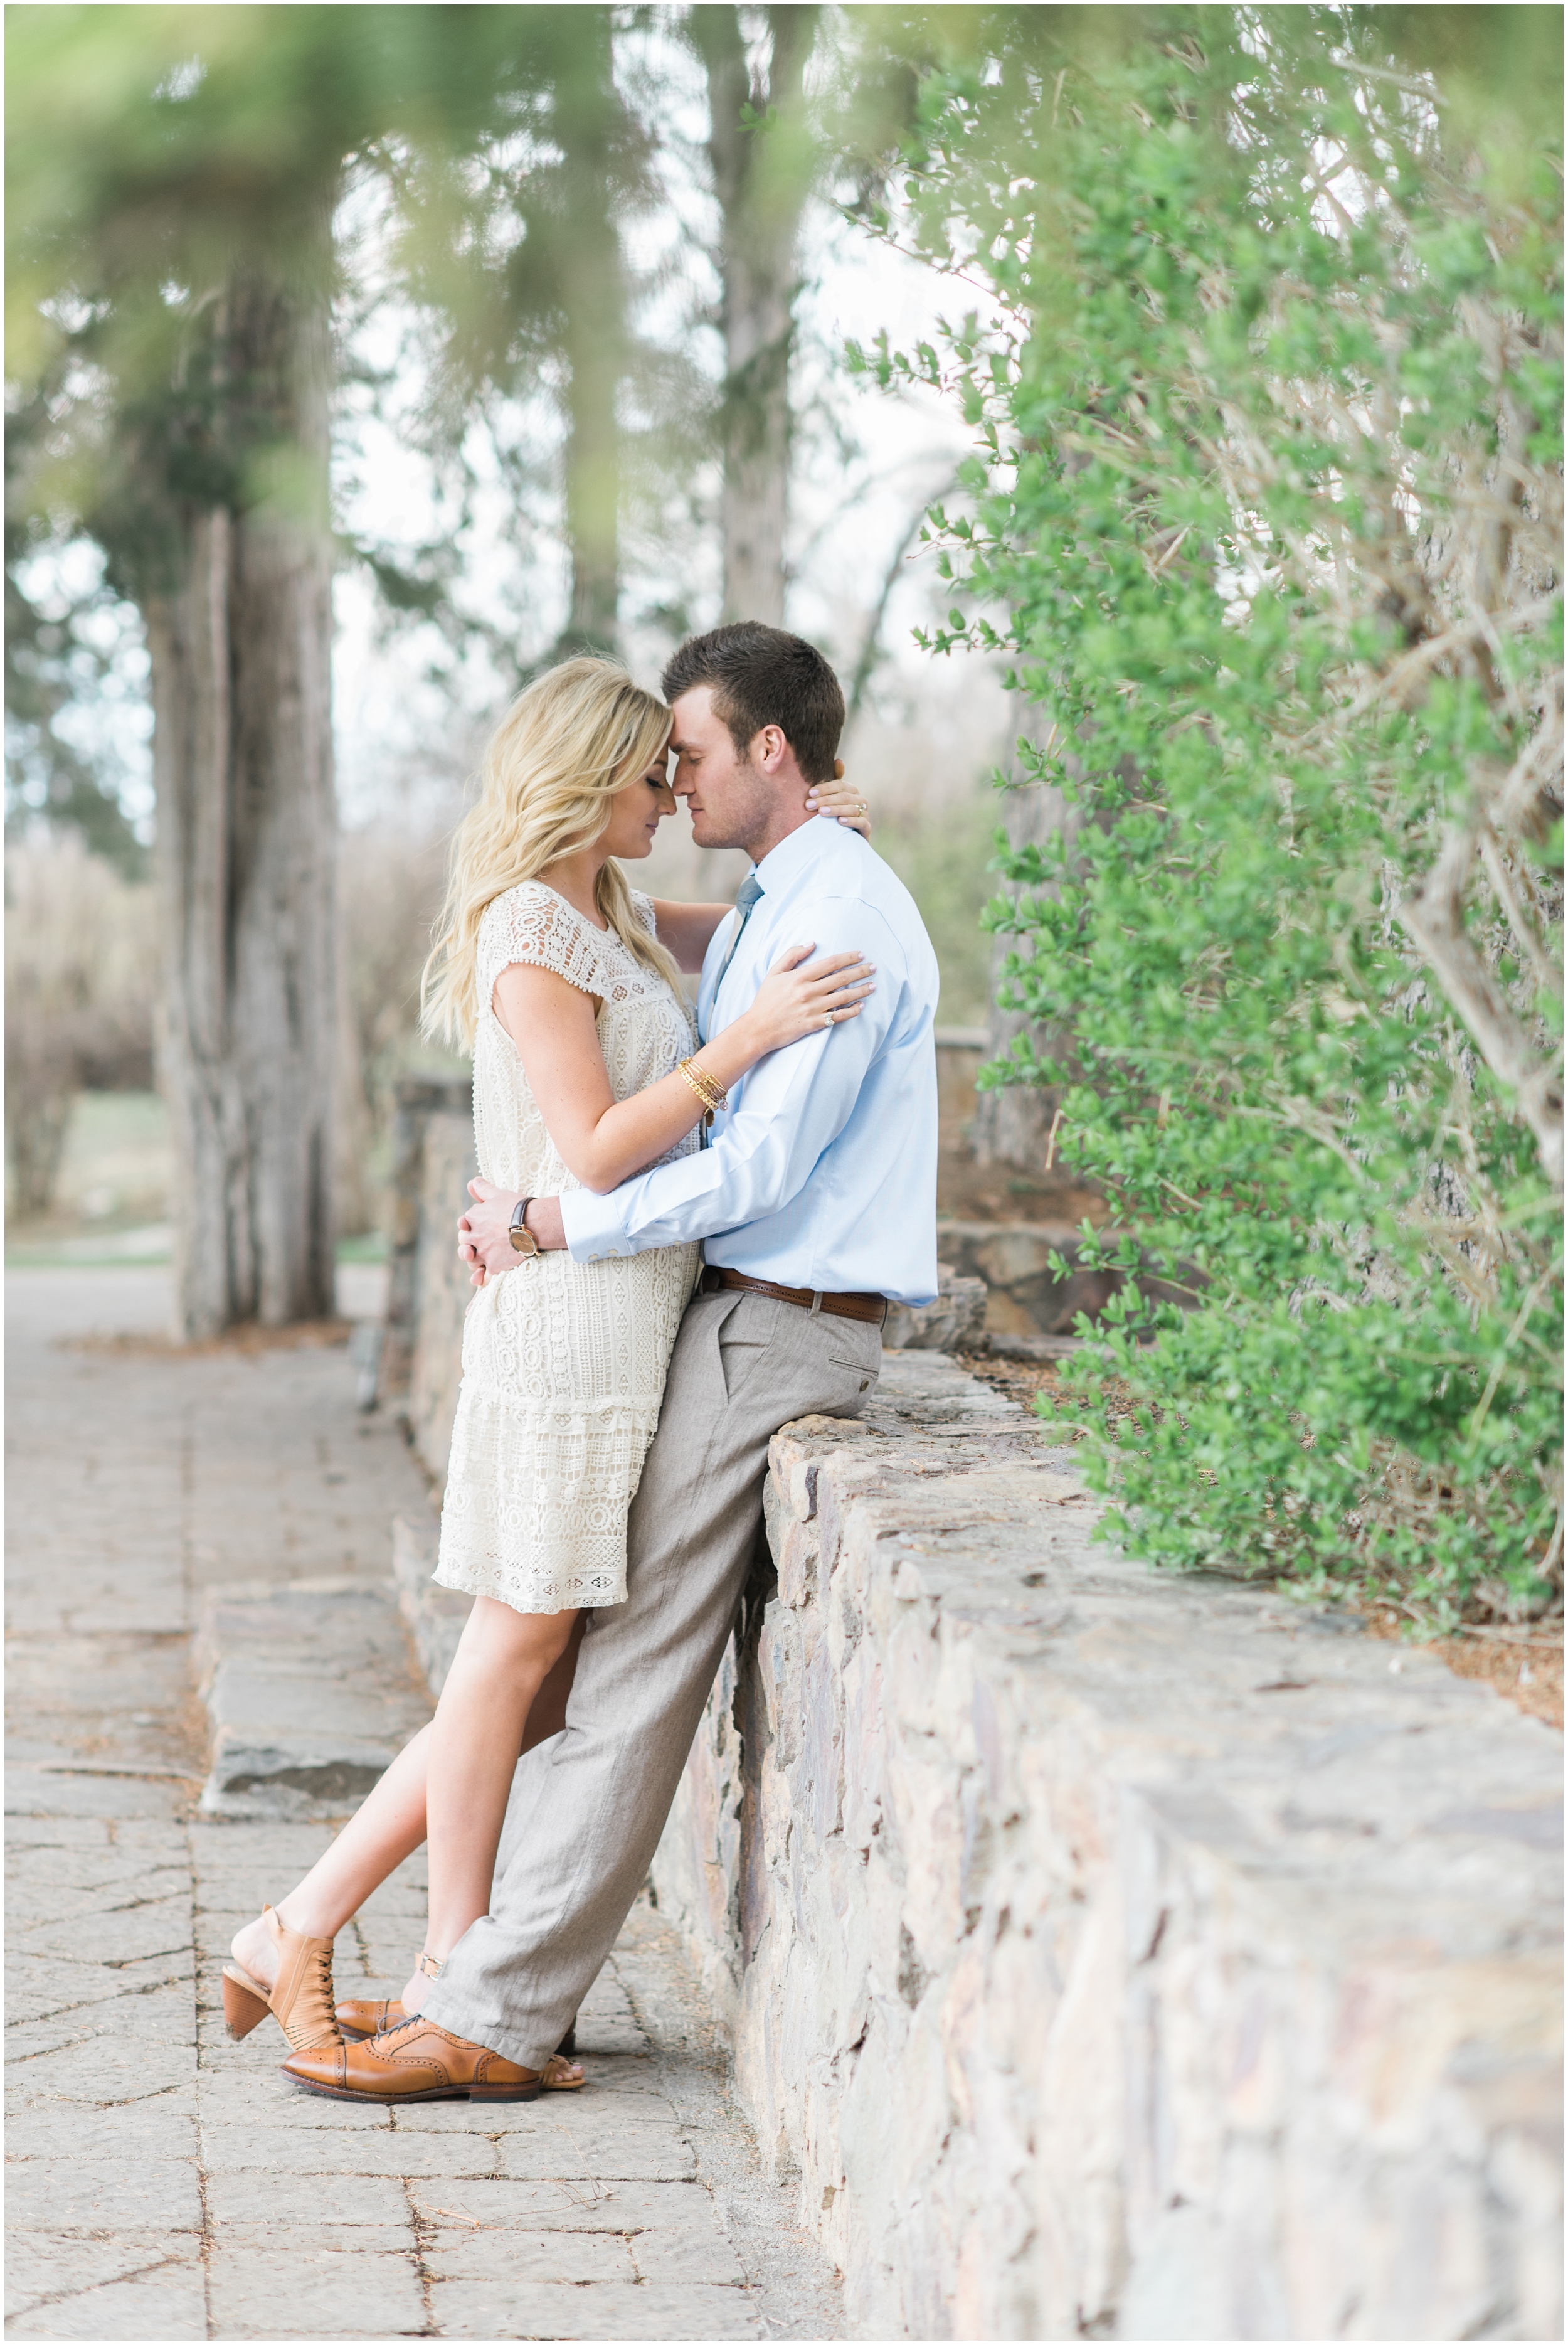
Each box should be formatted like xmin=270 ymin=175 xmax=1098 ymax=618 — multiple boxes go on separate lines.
xmin=458 ymin=1181 xmax=568 ymax=1287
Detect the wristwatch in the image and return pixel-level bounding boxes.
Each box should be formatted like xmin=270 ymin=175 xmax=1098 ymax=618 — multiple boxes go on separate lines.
xmin=508 ymin=1196 xmax=541 ymax=1258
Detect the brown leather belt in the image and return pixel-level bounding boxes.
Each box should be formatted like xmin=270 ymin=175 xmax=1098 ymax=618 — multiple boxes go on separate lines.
xmin=700 ymin=1264 xmax=887 ymax=1326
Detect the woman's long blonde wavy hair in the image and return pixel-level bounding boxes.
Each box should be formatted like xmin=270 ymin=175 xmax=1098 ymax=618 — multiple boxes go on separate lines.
xmin=421 ymin=658 xmax=683 ymax=1050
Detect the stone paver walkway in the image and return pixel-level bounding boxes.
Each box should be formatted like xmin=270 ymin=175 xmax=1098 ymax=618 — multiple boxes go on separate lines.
xmin=6 ymin=1268 xmax=842 ymax=2341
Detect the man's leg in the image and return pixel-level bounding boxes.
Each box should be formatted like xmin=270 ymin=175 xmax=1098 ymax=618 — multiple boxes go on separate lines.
xmin=420 ymin=1288 xmax=882 ymax=2068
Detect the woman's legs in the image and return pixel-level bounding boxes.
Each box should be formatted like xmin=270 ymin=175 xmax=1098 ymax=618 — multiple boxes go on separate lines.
xmin=515 ymin=1613 xmax=586 ymax=1752
xmin=229 ymin=1725 xmax=432 ymax=1994
xmin=230 ymin=1605 xmax=583 ymax=2007
xmin=411 ymin=1598 xmax=578 ymax=2013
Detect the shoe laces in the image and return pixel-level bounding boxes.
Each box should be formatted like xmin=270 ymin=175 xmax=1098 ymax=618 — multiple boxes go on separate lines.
xmin=374 ymin=2012 xmax=430 ymax=2046
xmin=279 ymin=1938 xmax=337 ymax=2051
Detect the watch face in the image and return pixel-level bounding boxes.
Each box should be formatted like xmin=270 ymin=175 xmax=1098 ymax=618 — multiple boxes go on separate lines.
xmin=509 ymin=1223 xmax=538 ymax=1255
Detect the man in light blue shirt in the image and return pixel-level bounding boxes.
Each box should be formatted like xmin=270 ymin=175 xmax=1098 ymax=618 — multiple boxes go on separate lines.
xmin=559 ymin=778 xmax=940 ymax=1305
xmin=425 ymin=625 xmax=942 ymax=2075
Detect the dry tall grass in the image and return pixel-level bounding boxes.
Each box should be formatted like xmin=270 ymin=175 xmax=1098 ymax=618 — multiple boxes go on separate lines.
xmin=5 ymin=835 xmax=158 ymax=1214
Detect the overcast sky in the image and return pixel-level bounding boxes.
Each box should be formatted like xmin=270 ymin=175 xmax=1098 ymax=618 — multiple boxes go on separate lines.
xmin=329 ymin=136 xmax=993 ymax=831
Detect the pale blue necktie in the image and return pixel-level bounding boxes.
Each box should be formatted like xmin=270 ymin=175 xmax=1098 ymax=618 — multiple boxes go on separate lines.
xmin=696 ymin=875 xmax=763 ymax=1145
xmin=705 ymin=872 xmax=763 ymax=1035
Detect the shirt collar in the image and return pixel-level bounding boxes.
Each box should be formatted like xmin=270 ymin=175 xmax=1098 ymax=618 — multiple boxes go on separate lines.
xmin=749 ymin=814 xmax=845 ymax=897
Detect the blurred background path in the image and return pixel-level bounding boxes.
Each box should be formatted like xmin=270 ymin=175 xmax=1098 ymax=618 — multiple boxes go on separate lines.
xmin=5 ymin=1264 xmax=842 ymax=2341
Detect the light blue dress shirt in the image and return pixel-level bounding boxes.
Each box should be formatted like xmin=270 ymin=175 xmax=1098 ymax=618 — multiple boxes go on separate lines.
xmin=560 ymin=816 xmax=940 ymax=1305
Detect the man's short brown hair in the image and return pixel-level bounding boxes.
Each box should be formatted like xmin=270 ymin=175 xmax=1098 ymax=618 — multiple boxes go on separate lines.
xmin=661 ymin=622 xmax=845 ymax=787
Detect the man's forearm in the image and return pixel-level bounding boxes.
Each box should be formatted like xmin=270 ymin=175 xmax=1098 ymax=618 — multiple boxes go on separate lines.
xmin=561 ymin=1156 xmax=729 ymax=1261
xmin=472 ymin=923 xmax=890 ymax=1270
xmin=561 ymin=1042 xmax=867 ymax=1263
xmin=527 ymin=1197 xmax=566 ymax=1250
xmin=459 ymin=1185 xmax=568 ymax=1285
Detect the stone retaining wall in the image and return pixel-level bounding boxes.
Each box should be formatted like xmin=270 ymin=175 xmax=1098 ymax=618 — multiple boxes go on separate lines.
xmin=383 ymin=1075 xmax=477 ymax=1490
xmin=386 ymin=1077 xmax=1562 ymax=2341
xmin=936 ymin=1218 xmax=1199 ymax=1338
xmin=936 ymin=1217 xmax=1121 ymax=1336
xmin=649 ymin=1352 xmax=1563 ymax=2341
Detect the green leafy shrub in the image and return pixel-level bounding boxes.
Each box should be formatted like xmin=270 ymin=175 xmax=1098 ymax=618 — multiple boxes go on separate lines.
xmin=855 ymin=10 xmax=1562 ymax=1625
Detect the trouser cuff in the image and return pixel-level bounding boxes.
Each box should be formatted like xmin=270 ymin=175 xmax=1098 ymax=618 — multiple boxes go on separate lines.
xmin=418 ymin=1983 xmax=558 ymax=2073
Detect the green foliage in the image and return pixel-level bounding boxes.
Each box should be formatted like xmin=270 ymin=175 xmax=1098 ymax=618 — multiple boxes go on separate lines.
xmin=4 ymin=6 xmax=652 ymax=855
xmin=4 ymin=4 xmax=845 ymax=782
xmin=4 ymin=508 xmax=149 ymax=876
xmin=5 ymin=4 xmax=556 ymax=582
xmin=857 ymin=7 xmax=1562 ymax=1625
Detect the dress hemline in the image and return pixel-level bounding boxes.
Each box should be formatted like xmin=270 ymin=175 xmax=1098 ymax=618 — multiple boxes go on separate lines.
xmin=430 ymin=1562 xmax=627 ymax=1616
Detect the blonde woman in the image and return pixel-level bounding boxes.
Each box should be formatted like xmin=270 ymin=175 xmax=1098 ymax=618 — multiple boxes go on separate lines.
xmin=221 ymin=658 xmax=872 ymax=2094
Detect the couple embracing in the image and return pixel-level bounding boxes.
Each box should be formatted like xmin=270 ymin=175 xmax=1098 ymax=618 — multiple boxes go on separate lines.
xmin=222 ymin=621 xmax=939 ymax=2102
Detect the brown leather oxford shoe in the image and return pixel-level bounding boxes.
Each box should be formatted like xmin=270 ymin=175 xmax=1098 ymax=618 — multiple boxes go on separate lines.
xmin=282 ymin=2014 xmax=547 ymax=2103
xmin=335 ymin=1997 xmax=576 ymax=2064
xmin=333 ymin=1996 xmax=403 ymax=2041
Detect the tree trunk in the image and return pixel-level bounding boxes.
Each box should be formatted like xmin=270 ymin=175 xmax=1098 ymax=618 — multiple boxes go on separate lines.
xmin=696 ymin=5 xmax=817 ymax=625
xmin=558 ymin=9 xmax=623 ymax=654
xmin=147 ymin=254 xmax=337 ymax=1341
xmin=561 ymin=245 xmax=621 ymax=651
xmin=972 ymin=738 xmax=1083 ymax=1172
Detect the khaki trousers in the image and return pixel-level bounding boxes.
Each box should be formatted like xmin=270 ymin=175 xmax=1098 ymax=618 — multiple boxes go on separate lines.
xmin=421 ymin=1285 xmax=882 ymax=2068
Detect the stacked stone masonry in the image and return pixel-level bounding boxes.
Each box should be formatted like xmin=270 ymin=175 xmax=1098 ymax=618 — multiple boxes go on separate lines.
xmin=650 ymin=1353 xmax=1563 ymax=2342
xmin=384 ymin=1075 xmax=1562 ymax=2339
xmin=386 ymin=1075 xmax=478 ymax=1493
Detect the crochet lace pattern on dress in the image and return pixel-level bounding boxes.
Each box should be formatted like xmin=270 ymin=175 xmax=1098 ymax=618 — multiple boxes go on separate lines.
xmin=433 ymin=881 xmax=701 ymax=1614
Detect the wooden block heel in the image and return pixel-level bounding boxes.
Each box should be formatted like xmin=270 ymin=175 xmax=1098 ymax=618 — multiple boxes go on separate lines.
xmin=221 ymin=1966 xmax=272 ymax=2041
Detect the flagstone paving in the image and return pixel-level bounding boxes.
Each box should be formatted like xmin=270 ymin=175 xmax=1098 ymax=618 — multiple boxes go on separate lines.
xmin=6 ymin=1267 xmax=842 ymax=2341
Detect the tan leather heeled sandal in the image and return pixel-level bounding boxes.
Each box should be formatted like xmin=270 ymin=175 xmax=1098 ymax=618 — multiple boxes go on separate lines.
xmin=221 ymin=1906 xmax=341 ymax=2051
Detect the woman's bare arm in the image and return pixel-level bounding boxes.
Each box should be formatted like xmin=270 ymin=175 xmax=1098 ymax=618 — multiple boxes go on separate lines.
xmin=492 ymin=946 xmax=876 ymax=1194
xmin=649 ymin=901 xmax=732 ymax=975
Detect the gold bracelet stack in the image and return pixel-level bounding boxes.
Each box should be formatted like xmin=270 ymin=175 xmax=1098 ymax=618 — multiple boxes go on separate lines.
xmin=677 ymin=1056 xmax=728 ymax=1129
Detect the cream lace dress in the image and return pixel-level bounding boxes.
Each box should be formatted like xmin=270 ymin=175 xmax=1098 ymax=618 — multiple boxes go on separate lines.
xmin=433 ymin=881 xmax=702 ymax=1614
